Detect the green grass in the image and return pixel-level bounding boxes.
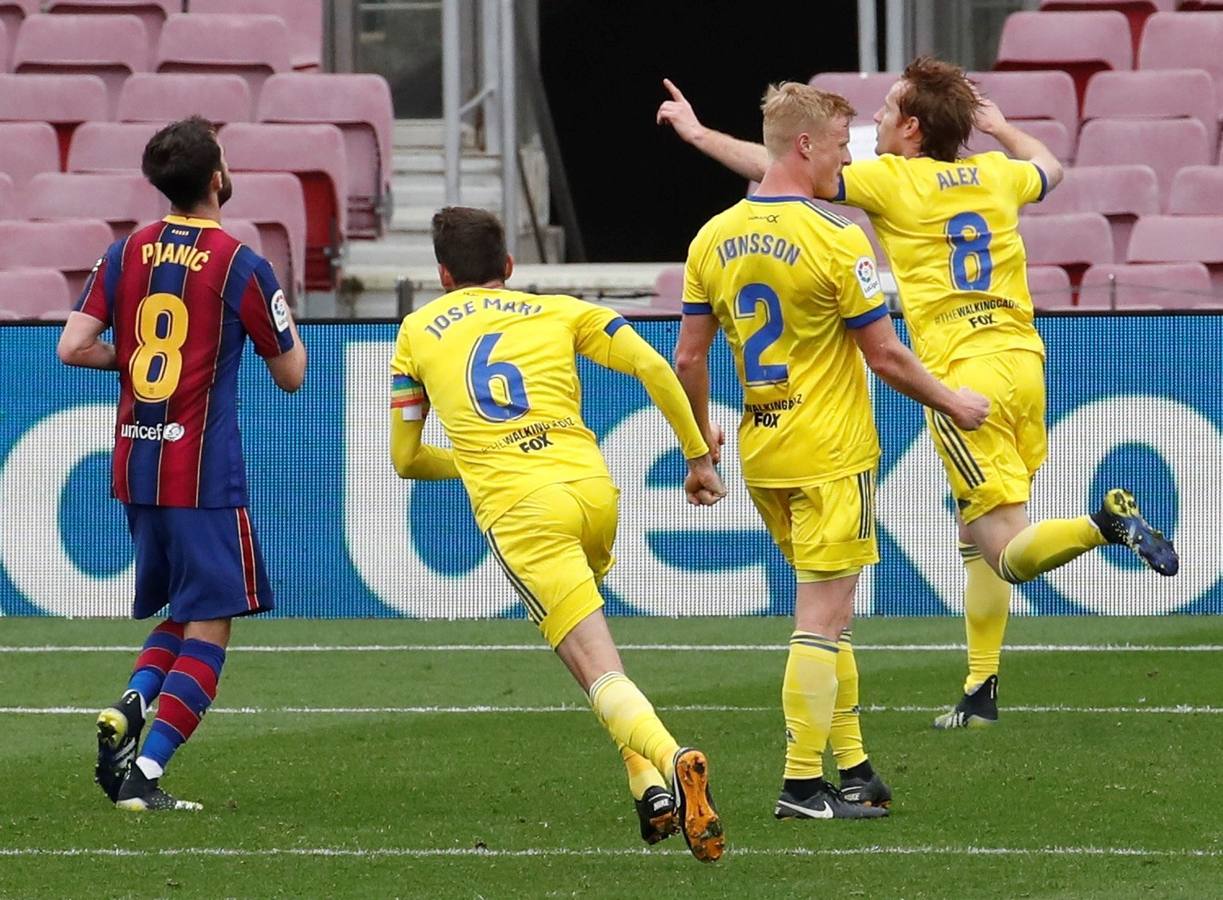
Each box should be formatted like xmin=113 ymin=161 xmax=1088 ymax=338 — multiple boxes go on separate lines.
xmin=2 ymin=616 xmax=1221 ymax=899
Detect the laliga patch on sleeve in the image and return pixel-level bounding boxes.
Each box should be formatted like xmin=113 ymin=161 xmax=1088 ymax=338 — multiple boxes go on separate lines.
xmin=854 ymin=256 xmax=882 ymax=298
xmin=271 ymin=290 xmax=290 ymax=332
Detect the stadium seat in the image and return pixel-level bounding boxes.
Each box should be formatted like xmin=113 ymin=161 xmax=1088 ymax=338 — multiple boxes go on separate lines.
xmin=223 ymin=172 xmax=306 ymax=305
xmin=652 ymin=265 xmax=683 ymax=311
xmin=0 ymin=173 xmax=14 ymax=219
xmin=1019 ymin=212 xmax=1114 ymax=285
xmin=1025 ymin=164 xmax=1160 ymax=261
xmin=43 ymin=0 xmax=177 ymax=45
xmin=0 ymin=122 xmax=61 ymax=189
xmin=994 ymin=11 xmax=1132 ymax=108
xmin=0 ymin=269 xmax=73 ymax=319
xmin=118 ymin=74 xmax=252 ymax=125
xmin=1127 ymin=214 xmax=1223 ymax=291
xmin=224 ymin=218 xmax=263 ymax=256
xmin=219 ymin=122 xmax=347 ymax=290
xmin=67 ymin=121 xmax=162 ymax=172
xmin=22 ymin=172 xmax=164 ymax=238
xmin=1026 ymin=264 xmax=1075 ymax=309
xmin=0 ymin=74 xmax=109 ymax=167
xmin=1075 ymin=118 xmax=1211 ymax=207
xmin=155 ymin=14 xmax=290 ymax=99
xmin=1178 ymin=0 xmax=1223 ymax=8
xmin=1037 ymin=1 xmax=1175 ymax=58
xmin=189 ymin=0 xmax=322 ymax=72
xmin=967 ymin=119 xmax=1074 ymax=162
xmin=13 ymin=14 xmax=150 ymax=116
xmin=0 ymin=219 xmax=114 ymax=297
xmin=257 ymin=73 xmax=394 ymax=239
xmin=0 ymin=2 xmax=37 ymax=63
xmin=807 ymin=72 xmax=897 ymax=121
xmin=1080 ymin=261 xmax=1214 ymax=307
xmin=1168 ymin=166 xmax=1223 ymax=215
xmin=970 ymin=70 xmax=1079 ymax=141
xmin=1082 ymin=69 xmax=1218 ymax=148
xmin=1138 ymin=13 xmax=1223 ymax=123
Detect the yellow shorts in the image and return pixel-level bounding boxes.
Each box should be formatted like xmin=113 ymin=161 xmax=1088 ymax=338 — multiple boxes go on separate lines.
xmin=747 ymin=468 xmax=879 ymax=577
xmin=926 ymin=349 xmax=1047 ymax=525
xmin=484 ymin=477 xmax=617 ymax=649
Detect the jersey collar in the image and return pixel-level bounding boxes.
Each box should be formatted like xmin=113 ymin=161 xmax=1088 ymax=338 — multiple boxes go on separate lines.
xmin=162 ymin=214 xmax=221 ymax=229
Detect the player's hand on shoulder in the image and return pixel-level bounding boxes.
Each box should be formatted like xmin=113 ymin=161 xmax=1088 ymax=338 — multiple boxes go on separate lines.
xmin=951 ymin=387 xmax=991 ymax=432
xmin=685 ymin=454 xmax=727 ymax=507
xmin=657 ymin=78 xmax=705 ymax=143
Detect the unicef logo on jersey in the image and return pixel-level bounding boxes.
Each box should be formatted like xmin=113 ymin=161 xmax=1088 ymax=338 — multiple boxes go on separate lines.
xmin=119 ymin=422 xmax=185 ymax=442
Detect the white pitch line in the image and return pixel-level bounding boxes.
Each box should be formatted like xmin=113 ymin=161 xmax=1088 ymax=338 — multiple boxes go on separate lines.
xmin=4 ymin=703 xmax=1222 ymax=716
xmin=0 ymin=845 xmax=1220 ymax=860
xmin=2 ymin=642 xmax=1222 ymax=653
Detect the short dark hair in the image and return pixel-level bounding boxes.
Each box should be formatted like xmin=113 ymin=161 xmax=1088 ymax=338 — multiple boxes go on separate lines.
xmin=431 ymin=207 xmax=507 ymax=286
xmin=899 ymin=56 xmax=979 ymax=163
xmin=142 ymin=116 xmax=222 ymax=209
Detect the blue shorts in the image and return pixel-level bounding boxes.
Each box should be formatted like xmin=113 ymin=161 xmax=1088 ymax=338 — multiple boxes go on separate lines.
xmin=125 ymin=504 xmax=275 ymax=623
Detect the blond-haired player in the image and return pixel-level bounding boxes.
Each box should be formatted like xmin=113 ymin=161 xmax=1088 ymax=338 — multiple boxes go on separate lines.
xmin=390 ymin=207 xmax=726 ymax=861
xmin=675 ymin=82 xmax=989 ymax=818
xmin=661 ymin=58 xmax=1178 ymax=730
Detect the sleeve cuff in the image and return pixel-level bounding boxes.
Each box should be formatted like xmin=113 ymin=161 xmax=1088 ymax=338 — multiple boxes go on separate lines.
xmin=603 ymin=316 xmax=629 ymax=336
xmin=682 ymin=301 xmax=713 ymax=315
xmin=1033 ymin=163 xmax=1048 ymax=202
xmin=843 ymin=303 xmax=889 ymax=329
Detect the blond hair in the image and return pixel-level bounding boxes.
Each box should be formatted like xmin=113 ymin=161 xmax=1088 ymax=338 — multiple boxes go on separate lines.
xmin=761 ymin=82 xmax=855 ymax=158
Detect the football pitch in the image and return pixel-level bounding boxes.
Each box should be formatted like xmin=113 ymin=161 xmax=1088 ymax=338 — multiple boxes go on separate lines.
xmin=2 ymin=615 xmax=1221 ymax=899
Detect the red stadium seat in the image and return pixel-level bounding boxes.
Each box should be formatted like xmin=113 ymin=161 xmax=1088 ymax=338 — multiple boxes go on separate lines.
xmin=1025 ymin=164 xmax=1160 ymax=261
xmin=22 ymin=172 xmax=164 ymax=239
xmin=1074 ymin=118 xmax=1211 ymax=207
xmin=0 ymin=74 xmax=109 ymax=166
xmin=1026 ymin=264 xmax=1075 ymax=308
xmin=257 ymin=73 xmax=393 ymax=238
xmin=994 ymin=11 xmax=1132 ymax=109
xmin=0 ymin=269 xmax=73 ymax=319
xmin=967 ymin=120 xmax=1074 ymax=162
xmin=0 ymin=173 xmax=14 ymax=220
xmin=1080 ymin=262 xmax=1214 ymax=307
xmin=43 ymin=0 xmax=177 ymax=45
xmin=1019 ymin=212 xmax=1114 ymax=285
xmin=652 ymin=265 xmax=683 ymax=311
xmin=1082 ymin=69 xmax=1218 ymax=148
xmin=156 ymin=14 xmax=290 ymax=100
xmin=0 ymin=219 xmax=114 ymax=297
xmin=1178 ymin=0 xmax=1223 ymax=8
xmin=219 ymin=122 xmax=347 ymax=290
xmin=67 ymin=121 xmax=162 ymax=172
xmin=13 ymin=14 xmax=150 ymax=116
xmin=0 ymin=122 xmax=61 ymax=189
xmin=1038 ymin=0 xmax=1175 ymax=58
xmin=118 ymin=74 xmax=252 ymax=125
xmin=189 ymin=0 xmax=322 ymax=72
xmin=970 ymin=70 xmax=1079 ymax=142
xmin=1127 ymin=215 xmax=1223 ymax=291
xmin=1168 ymin=166 xmax=1223 ymax=215
xmin=223 ymin=172 xmax=306 ymax=305
xmin=0 ymin=2 xmax=38 ymax=63
xmin=1138 ymin=13 xmax=1223 ymax=123
xmin=223 ymin=218 xmax=262 ymax=256
xmin=807 ymin=72 xmax=898 ymax=122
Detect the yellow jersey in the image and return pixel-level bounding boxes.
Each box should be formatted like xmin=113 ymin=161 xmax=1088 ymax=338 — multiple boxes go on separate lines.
xmin=838 ymin=151 xmax=1047 ymax=375
xmin=683 ymin=195 xmax=889 ymax=487
xmin=390 ymin=287 xmax=707 ymax=531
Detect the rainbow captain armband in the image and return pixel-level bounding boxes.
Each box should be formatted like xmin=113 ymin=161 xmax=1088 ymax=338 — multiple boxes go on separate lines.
xmin=390 ymin=373 xmax=426 ymax=421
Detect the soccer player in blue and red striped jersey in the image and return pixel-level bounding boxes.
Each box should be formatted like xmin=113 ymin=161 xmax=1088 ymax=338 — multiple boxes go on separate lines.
xmin=58 ymin=116 xmax=307 ymax=811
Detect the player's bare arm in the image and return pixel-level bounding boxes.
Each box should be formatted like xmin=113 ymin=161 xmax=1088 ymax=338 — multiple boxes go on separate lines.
xmin=672 ymin=310 xmax=725 ymax=464
xmin=973 ymin=94 xmax=1064 ymax=191
xmin=657 ymin=78 xmax=770 ymax=183
xmin=388 ymin=407 xmax=459 ymax=480
xmin=264 ymin=308 xmax=307 ymax=393
xmin=851 ymin=313 xmax=990 ymax=431
xmin=57 ymin=311 xmax=117 ymax=370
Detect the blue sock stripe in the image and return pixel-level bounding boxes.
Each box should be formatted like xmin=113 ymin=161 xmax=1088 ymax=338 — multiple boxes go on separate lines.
xmin=142 ymin=722 xmax=181 ymax=767
xmin=127 ymin=670 xmax=164 ymax=706
xmin=179 ymin=638 xmax=226 ymax=677
xmin=143 ymin=630 xmax=184 ymax=653
xmin=160 ymin=672 xmax=213 ymax=715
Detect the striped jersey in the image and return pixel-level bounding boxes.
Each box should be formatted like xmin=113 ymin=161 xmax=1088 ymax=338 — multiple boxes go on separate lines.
xmin=75 ymin=215 xmax=295 ymax=508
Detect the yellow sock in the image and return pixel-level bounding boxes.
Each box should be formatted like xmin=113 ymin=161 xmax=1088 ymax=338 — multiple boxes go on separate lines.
xmin=830 ymin=628 xmax=867 ymax=771
xmin=619 ymin=744 xmax=666 ymax=800
xmin=782 ymin=631 xmax=839 ymax=780
xmin=997 ymin=517 xmax=1107 ymax=583
xmin=588 ymin=672 xmax=681 ymax=781
xmin=961 ymin=542 xmax=1012 ymax=694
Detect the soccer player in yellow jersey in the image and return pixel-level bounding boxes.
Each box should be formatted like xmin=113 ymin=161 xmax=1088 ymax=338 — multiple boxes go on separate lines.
xmin=660 ymin=58 xmax=1179 ymax=729
xmin=389 ymin=207 xmax=727 ymax=862
xmin=675 ymin=83 xmax=990 ymax=819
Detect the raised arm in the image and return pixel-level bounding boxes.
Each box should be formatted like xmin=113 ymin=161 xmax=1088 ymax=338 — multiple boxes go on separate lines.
xmin=657 ymin=78 xmax=770 ymax=183
xmin=58 ymin=311 xmax=116 ymax=370
xmin=974 ymin=95 xmax=1064 ymax=192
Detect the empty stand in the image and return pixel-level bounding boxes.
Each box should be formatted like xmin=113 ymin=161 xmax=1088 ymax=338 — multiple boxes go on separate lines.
xmin=971 ymin=70 xmax=1079 ymax=140
xmin=994 ymin=11 xmax=1132 ymax=108
xmin=1138 ymin=13 xmax=1223 ymax=123
xmin=0 ymin=122 xmax=61 ymax=190
xmin=223 ymin=172 xmax=306 ymax=305
xmin=0 ymin=269 xmax=73 ymax=319
xmin=1019 ymin=212 xmax=1114 ymax=284
xmin=0 ymin=219 xmax=114 ymax=297
xmin=219 ymin=122 xmax=347 ymax=290
xmin=967 ymin=119 xmax=1073 ymax=162
xmin=13 ymin=14 xmax=149 ymax=115
xmin=1025 ymin=164 xmax=1159 ymax=260
xmin=0 ymin=2 xmax=38 ymax=62
xmin=807 ymin=72 xmax=897 ymax=121
xmin=257 ymin=74 xmax=393 ymax=238
xmin=44 ymin=0 xmax=177 ymax=45
xmin=1075 ymin=118 xmax=1211 ymax=207
xmin=1027 ymin=264 xmax=1075 ymax=309
xmin=1080 ymin=262 xmax=1214 ymax=307
xmin=1127 ymin=215 xmax=1223 ymax=291
xmin=1037 ymin=1 xmax=1174 ymax=58
xmin=1168 ymin=167 xmax=1223 ymax=215
xmin=118 ymin=73 xmax=252 ymax=125
xmin=223 ymin=218 xmax=262 ymax=256
xmin=0 ymin=74 xmax=110 ymax=166
xmin=67 ymin=121 xmax=162 ymax=172
xmin=0 ymin=173 xmax=13 ymax=220
xmin=1082 ymin=69 xmax=1218 ymax=148
xmin=22 ymin=172 xmax=164 ymax=238
xmin=156 ymin=14 xmax=290 ymax=99
xmin=190 ymin=0 xmax=321 ymax=72
xmin=652 ymin=265 xmax=683 ymax=310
